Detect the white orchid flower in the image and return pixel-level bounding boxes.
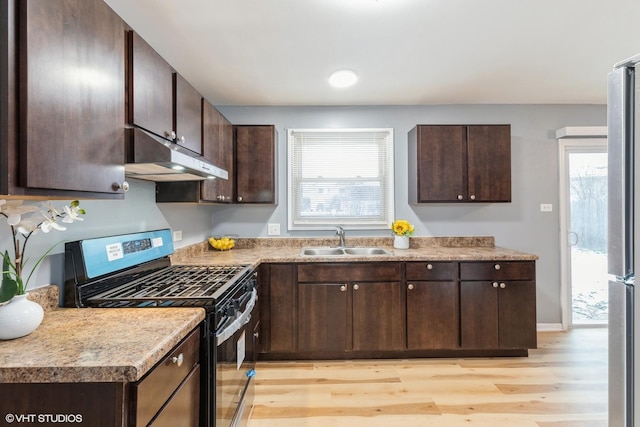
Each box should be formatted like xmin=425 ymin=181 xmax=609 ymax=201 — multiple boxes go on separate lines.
xmin=1 ymin=201 xmax=39 ymax=226
xmin=62 ymin=205 xmax=84 ymax=223
xmin=16 ymin=219 xmax=39 ymax=235
xmin=40 ymin=218 xmax=67 ymax=233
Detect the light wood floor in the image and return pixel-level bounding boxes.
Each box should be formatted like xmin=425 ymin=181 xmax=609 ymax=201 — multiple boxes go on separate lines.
xmin=247 ymin=328 xmax=607 ymax=427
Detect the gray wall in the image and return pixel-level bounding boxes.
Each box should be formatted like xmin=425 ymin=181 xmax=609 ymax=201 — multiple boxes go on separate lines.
xmin=214 ymin=104 xmax=607 ymax=325
xmin=0 ymin=104 xmax=606 ymax=324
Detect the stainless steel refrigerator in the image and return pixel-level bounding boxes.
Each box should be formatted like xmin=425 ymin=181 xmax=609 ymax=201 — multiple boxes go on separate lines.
xmin=609 ymin=53 xmax=640 ymax=427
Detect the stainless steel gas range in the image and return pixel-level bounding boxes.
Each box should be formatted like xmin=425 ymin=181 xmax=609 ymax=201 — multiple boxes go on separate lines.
xmin=63 ymin=229 xmax=258 ymax=427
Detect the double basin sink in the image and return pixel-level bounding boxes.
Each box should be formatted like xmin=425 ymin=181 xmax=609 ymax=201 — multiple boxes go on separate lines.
xmin=300 ymin=247 xmax=391 ymax=257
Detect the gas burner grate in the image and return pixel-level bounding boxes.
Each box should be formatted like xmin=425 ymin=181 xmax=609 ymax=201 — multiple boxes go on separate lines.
xmin=88 ymin=265 xmax=250 ymax=306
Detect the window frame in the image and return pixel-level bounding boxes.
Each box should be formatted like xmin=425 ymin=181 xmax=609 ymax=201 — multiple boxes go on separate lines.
xmin=287 ymin=127 xmax=395 ymax=231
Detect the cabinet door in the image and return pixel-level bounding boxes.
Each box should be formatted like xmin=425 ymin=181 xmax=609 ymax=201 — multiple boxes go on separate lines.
xmin=352 ymin=282 xmax=403 ymax=351
xmin=235 ymin=125 xmax=276 ymax=203
xmin=467 ymin=125 xmax=511 ymax=202
xmin=264 ymin=264 xmax=296 ymax=352
xmin=173 ymin=73 xmax=202 ymax=154
xmin=19 ymin=0 xmax=125 ymax=194
xmin=201 ymin=100 xmax=233 ymax=202
xmin=298 ymin=283 xmax=348 ymax=352
xmin=413 ymin=125 xmax=466 ymax=202
xmin=406 ymin=281 xmax=459 ymax=349
xmin=461 ymin=280 xmax=537 ymax=350
xmin=128 ymin=31 xmax=173 ymax=139
xmin=498 ymin=281 xmax=537 ymax=349
xmin=460 ymin=281 xmax=499 ymax=349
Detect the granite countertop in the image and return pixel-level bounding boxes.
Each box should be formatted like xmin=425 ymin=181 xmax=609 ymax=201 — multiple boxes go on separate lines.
xmin=171 ymin=236 xmax=538 ymax=266
xmin=0 ymin=301 xmax=205 ymax=384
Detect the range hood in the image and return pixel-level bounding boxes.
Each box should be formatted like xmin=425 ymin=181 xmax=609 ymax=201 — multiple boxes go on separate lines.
xmin=124 ymin=128 xmax=228 ymax=182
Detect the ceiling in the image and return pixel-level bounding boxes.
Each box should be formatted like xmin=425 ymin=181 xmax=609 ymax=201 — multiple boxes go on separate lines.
xmin=104 ymin=0 xmax=640 ymax=107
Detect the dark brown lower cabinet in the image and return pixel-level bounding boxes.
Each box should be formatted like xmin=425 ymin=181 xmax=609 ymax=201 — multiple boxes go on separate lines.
xmin=259 ymin=263 xmax=296 ymax=353
xmin=406 ymin=281 xmax=459 ymax=349
xmin=298 ymin=283 xmax=348 ymax=352
xmin=352 ymin=282 xmax=403 ymax=351
xmin=260 ymin=260 xmax=536 ymax=360
xmin=460 ymin=280 xmax=537 ymax=349
xmin=0 ymin=382 xmax=125 ymax=426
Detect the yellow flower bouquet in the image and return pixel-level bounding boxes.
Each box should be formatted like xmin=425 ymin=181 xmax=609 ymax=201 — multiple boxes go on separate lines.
xmin=391 ymin=219 xmax=414 ymax=237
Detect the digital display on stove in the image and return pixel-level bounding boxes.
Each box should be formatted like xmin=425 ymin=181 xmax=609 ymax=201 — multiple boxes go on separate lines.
xmin=123 ymin=238 xmax=152 ymax=254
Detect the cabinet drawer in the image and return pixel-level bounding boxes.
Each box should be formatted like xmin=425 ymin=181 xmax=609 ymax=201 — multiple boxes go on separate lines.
xmin=148 ymin=365 xmax=200 ymax=427
xmin=406 ymin=262 xmax=457 ymax=281
xmin=460 ymin=261 xmax=535 ymax=281
xmin=298 ymin=262 xmax=401 ymax=282
xmin=135 ymin=327 xmax=200 ymax=427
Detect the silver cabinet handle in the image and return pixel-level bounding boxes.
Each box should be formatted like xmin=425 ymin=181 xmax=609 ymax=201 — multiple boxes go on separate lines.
xmin=340 ymin=285 xmax=347 ymax=292
xmin=179 ymin=136 xmax=186 ymax=143
xmin=499 ymin=282 xmax=506 ymax=289
xmin=457 ymin=194 xmax=463 ymax=200
xmin=353 ymin=284 xmax=360 ymax=290
xmin=470 ymin=194 xmax=476 ymax=200
xmin=408 ymin=284 xmax=414 ymax=290
xmin=494 ymin=264 xmax=501 ymax=270
xmin=112 ymin=181 xmax=129 ymax=192
xmin=426 ymin=263 xmax=433 ymax=270
xmin=166 ymin=130 xmax=177 ymax=140
xmin=237 ymin=196 xmax=243 ymax=202
xmin=171 ymin=353 xmax=184 ymax=367
xmin=492 ymin=282 xmax=499 ymax=288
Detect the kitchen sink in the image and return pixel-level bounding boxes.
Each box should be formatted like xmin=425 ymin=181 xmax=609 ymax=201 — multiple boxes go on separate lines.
xmin=343 ymin=247 xmax=390 ymax=255
xmin=299 ymin=247 xmax=391 ymax=256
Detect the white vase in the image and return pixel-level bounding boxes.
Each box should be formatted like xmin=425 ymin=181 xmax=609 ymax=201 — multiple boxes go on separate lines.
xmin=0 ymin=293 xmax=44 ymax=340
xmin=393 ymin=235 xmax=410 ymax=249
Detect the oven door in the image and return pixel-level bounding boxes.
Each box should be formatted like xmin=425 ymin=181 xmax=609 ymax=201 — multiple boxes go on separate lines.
xmin=216 ymin=289 xmax=257 ymax=427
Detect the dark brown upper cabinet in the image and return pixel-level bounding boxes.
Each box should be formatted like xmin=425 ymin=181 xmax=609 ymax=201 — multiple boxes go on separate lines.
xmin=408 ymin=125 xmax=511 ymax=203
xmin=173 ymin=74 xmax=202 ymax=154
xmin=234 ymin=125 xmax=277 ymax=204
xmin=201 ymin=100 xmax=233 ymax=202
xmin=127 ymin=31 xmax=202 ymax=155
xmin=0 ymin=0 xmax=127 ymax=198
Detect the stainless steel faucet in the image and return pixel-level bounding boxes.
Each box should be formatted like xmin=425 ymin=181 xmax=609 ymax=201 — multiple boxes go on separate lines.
xmin=335 ymin=226 xmax=346 ymax=248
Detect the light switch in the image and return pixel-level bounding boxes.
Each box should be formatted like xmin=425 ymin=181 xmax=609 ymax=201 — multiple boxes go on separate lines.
xmin=268 ymin=223 xmax=280 ymax=235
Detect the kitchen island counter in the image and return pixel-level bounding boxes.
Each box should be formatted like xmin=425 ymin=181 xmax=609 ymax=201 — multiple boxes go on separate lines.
xmin=0 ymin=304 xmax=205 ymax=383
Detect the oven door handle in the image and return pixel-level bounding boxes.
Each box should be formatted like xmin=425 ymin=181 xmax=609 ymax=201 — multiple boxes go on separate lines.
xmin=216 ymin=288 xmax=257 ymax=345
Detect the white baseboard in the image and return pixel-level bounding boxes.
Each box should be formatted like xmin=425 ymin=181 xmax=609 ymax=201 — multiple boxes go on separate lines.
xmin=536 ymin=323 xmax=564 ymax=332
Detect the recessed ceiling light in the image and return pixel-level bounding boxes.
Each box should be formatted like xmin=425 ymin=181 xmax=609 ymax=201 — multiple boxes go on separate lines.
xmin=329 ymin=70 xmax=358 ymax=88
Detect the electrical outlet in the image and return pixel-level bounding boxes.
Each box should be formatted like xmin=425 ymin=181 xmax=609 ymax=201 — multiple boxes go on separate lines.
xmin=267 ymin=223 xmax=280 ymax=236
xmin=173 ymin=230 xmax=182 ymax=241
xmin=540 ymin=204 xmax=553 ymax=212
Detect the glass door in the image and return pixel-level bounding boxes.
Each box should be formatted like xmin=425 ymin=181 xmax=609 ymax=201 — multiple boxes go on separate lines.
xmin=559 ymin=138 xmax=608 ymax=327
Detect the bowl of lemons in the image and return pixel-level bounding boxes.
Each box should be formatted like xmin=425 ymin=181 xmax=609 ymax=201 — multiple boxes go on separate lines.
xmin=208 ymin=235 xmax=237 ymax=251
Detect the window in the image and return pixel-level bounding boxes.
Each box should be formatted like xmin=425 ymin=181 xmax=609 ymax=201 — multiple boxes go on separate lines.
xmin=287 ymin=128 xmax=394 ymax=230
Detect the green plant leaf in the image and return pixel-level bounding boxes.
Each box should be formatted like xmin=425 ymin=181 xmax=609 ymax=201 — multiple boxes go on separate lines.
xmin=0 ymin=251 xmax=18 ymax=302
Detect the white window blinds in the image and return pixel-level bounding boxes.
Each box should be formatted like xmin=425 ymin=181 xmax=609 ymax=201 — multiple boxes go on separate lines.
xmin=287 ymin=128 xmax=394 ymax=230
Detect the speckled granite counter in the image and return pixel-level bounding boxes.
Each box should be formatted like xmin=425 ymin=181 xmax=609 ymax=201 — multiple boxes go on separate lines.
xmin=0 ymin=306 xmax=205 ymax=383
xmin=171 ymin=236 xmax=538 ymax=266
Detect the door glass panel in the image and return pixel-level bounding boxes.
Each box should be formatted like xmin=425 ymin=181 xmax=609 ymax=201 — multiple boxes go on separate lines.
xmin=569 ymin=152 xmax=608 ymax=324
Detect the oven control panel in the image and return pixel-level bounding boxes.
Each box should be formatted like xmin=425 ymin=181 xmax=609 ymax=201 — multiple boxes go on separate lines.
xmin=78 ymin=229 xmax=175 ymax=278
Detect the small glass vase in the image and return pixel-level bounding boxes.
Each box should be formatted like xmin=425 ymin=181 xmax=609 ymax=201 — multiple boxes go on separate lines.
xmin=0 ymin=293 xmax=44 ymax=340
xmin=393 ymin=235 xmax=410 ymax=250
